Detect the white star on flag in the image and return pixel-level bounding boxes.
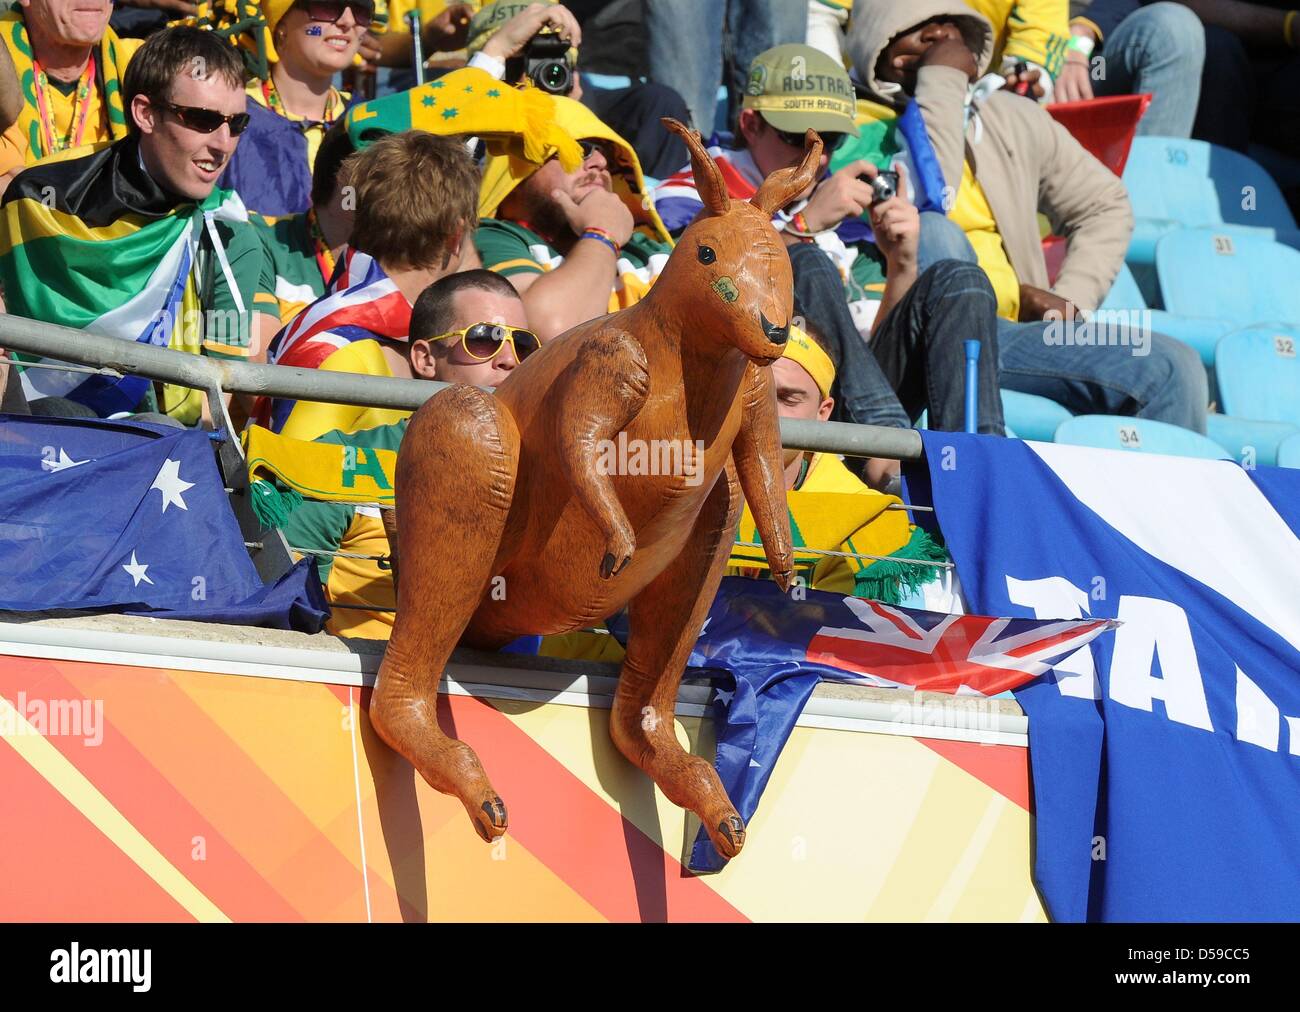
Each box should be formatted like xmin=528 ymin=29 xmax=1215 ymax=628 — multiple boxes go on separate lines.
xmin=122 ymin=551 xmax=153 ymax=587
xmin=42 ymin=448 xmax=87 ymax=473
xmin=748 ymin=758 xmax=762 ymax=768
xmin=150 ymin=458 xmax=194 ymax=512
xmin=714 ymin=687 xmax=734 ymax=706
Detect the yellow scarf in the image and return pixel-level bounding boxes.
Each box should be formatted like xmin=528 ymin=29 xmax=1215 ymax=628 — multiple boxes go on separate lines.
xmin=0 ymin=11 xmax=131 ymax=163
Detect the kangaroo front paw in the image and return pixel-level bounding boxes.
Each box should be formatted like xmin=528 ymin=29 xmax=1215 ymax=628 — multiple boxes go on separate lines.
xmin=600 ymin=527 xmax=636 ymax=579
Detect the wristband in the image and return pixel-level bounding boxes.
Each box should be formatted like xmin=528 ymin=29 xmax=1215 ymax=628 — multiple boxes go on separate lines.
xmin=581 ymin=230 xmax=621 ymax=257
xmin=1067 ymin=34 xmax=1095 ymax=58
xmin=1286 ymin=10 xmax=1298 ymax=50
xmin=785 ymin=211 xmax=816 ymax=241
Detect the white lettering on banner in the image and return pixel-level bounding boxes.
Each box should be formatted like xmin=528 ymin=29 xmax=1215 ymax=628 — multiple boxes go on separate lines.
xmin=1235 ymin=666 xmax=1280 ymax=751
xmin=1109 ymin=596 xmax=1214 ymax=731
xmin=1005 ymin=575 xmax=1100 ymax=699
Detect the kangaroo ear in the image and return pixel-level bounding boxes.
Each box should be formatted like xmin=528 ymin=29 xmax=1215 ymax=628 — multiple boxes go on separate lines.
xmin=751 ymin=129 xmax=824 ymax=216
xmin=662 ymin=117 xmax=730 ymax=217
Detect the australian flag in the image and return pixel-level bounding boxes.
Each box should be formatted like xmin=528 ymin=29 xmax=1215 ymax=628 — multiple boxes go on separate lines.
xmin=0 ymin=415 xmax=327 ymax=630
xmin=678 ymin=577 xmax=1114 ymax=872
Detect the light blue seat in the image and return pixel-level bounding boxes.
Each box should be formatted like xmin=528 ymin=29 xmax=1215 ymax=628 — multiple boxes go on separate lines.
xmin=582 ymin=73 xmax=634 ymax=91
xmin=1215 ymin=325 xmax=1300 ymax=427
xmin=1206 ymin=414 xmax=1300 ymax=468
xmin=1001 ymin=389 xmax=1071 ymax=442
xmin=1122 ymin=138 xmax=1296 ymax=269
xmin=1054 ymin=415 xmax=1232 ymax=459
xmin=1277 ymin=432 xmax=1300 ymax=469
xmin=1101 ymin=261 xmax=1234 ymax=369
xmin=1157 ymin=229 xmax=1300 ymax=320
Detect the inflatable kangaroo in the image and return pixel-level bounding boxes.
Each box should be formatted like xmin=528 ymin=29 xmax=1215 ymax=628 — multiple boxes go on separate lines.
xmin=373 ymin=120 xmax=820 ymax=861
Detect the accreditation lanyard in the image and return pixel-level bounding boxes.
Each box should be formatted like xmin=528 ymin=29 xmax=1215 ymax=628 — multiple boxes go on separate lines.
xmin=32 ymin=52 xmax=97 ymax=156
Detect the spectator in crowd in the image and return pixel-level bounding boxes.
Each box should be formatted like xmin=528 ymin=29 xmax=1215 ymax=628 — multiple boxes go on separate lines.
xmin=275 ymin=269 xmax=532 ymax=638
xmin=646 ymin=0 xmax=805 ymax=138
xmin=0 ymin=0 xmax=145 ymax=184
xmin=654 ymin=44 xmax=1006 ymax=455
xmin=218 ymin=0 xmax=372 ymax=216
xmin=1172 ymin=0 xmax=1300 ymax=161
xmin=260 ymin=128 xmax=479 ymax=439
xmin=727 ymin=323 xmax=950 ymax=603
xmin=475 ymin=94 xmax=673 ymax=341
xmin=252 ymin=121 xmax=356 ymax=325
xmin=849 ymin=0 xmax=1208 ymax=433
xmin=964 ymin=0 xmax=1071 ymax=99
xmin=464 ymin=0 xmax=690 ymax=179
xmin=1057 ymin=3 xmax=1205 ymax=137
xmin=0 ymin=26 xmax=280 ymax=425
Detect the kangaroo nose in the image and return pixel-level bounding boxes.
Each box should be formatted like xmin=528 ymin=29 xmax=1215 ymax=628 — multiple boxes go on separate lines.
xmin=760 ymin=312 xmax=789 ymax=345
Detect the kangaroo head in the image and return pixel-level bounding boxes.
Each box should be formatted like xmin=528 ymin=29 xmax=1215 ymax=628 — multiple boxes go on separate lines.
xmin=659 ymin=117 xmax=822 ymax=365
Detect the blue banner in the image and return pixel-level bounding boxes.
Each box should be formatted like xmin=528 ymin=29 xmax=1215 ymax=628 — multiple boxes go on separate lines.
xmin=916 ymin=432 xmax=1300 ymax=921
xmin=0 ymin=415 xmax=327 ymax=631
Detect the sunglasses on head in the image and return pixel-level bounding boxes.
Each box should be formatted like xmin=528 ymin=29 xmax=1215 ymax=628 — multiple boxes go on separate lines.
xmin=159 ymin=100 xmax=251 ymax=136
xmin=301 ymin=0 xmax=373 ymax=28
xmin=773 ymin=127 xmax=847 ymax=153
xmin=431 ymin=323 xmax=540 ymax=363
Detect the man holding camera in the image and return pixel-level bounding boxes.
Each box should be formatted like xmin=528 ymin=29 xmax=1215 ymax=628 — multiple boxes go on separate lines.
xmin=463 ymin=0 xmax=689 ymax=178
xmin=655 ymin=43 xmax=1006 ymax=457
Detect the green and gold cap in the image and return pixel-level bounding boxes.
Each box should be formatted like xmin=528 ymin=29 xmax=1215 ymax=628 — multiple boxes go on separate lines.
xmin=741 ymin=44 xmax=859 ymax=136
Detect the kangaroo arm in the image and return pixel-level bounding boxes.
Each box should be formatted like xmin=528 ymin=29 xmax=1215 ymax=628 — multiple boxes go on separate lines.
xmin=732 ymin=363 xmax=794 ymax=591
xmin=555 ymin=329 xmax=651 ymax=578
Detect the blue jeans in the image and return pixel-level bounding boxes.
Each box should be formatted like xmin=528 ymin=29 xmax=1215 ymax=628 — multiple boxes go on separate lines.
xmin=646 ymin=0 xmax=805 ymax=137
xmin=1092 ymin=2 xmax=1206 ymax=139
xmin=788 ymin=241 xmax=1005 ymax=435
xmin=917 ymin=211 xmax=1208 ymax=432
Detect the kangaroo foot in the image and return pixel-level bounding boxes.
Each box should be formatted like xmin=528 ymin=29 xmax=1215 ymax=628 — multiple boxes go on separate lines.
xmin=371 ymin=678 xmax=507 ymax=843
xmin=610 ymin=712 xmax=745 ymax=859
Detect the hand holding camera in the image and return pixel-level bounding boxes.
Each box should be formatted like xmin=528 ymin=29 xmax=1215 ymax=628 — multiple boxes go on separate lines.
xmin=866 ymin=163 xmax=918 ymax=271
xmin=484 ymin=3 xmax=582 ymax=95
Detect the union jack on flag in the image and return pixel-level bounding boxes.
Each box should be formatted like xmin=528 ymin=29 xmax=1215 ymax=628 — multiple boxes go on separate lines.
xmin=806 ymin=596 xmax=1117 ymax=697
xmin=254 ymin=248 xmax=414 ymax=432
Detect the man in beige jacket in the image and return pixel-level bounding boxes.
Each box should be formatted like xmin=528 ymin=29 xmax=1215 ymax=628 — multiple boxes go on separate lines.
xmin=847 ymin=0 xmax=1207 ymax=433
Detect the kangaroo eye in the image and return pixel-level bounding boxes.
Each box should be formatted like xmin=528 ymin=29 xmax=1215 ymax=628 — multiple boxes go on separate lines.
xmin=697 ymin=245 xmax=716 ymax=265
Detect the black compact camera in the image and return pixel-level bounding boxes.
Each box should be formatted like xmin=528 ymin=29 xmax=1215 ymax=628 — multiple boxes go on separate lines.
xmin=505 ymin=30 xmax=573 ymax=96
xmin=870 ymin=169 xmax=900 ymax=204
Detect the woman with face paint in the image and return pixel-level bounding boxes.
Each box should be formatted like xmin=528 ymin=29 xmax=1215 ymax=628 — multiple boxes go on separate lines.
xmin=219 ymin=0 xmax=373 ymax=217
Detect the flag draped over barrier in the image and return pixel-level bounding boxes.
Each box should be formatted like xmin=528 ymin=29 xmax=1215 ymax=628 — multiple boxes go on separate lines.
xmin=652 ymin=576 xmax=1113 ymax=873
xmin=0 ymin=415 xmax=327 ymax=630
xmin=915 ymin=432 xmax=1300 ymax=921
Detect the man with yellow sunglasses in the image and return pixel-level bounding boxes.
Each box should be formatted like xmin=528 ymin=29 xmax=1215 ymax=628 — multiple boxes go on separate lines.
xmin=278 ymin=268 xmax=531 ymax=638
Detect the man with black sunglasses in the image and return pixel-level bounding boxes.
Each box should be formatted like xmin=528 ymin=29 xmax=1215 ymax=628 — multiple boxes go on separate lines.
xmin=0 ymin=27 xmax=282 ymax=426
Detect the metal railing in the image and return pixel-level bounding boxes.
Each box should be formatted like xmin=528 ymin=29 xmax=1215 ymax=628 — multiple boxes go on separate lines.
xmin=0 ymin=315 xmax=926 ymax=462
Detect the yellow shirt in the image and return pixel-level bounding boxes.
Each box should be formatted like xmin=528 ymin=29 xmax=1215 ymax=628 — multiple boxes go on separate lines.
xmin=0 ymin=35 xmax=144 ymax=176
xmin=277 ymin=339 xmax=412 ymax=442
xmin=965 ymin=0 xmax=1071 ymax=78
xmin=950 ymin=160 xmax=1021 ymax=321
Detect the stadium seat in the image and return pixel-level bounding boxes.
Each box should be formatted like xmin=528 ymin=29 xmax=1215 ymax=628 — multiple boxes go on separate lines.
xmin=1099 ymin=262 xmax=1233 ymax=370
xmin=1122 ymin=138 xmax=1296 ymax=270
xmin=1277 ymin=432 xmax=1300 ymax=469
xmin=1157 ymin=227 xmax=1300 ymax=328
xmin=1047 ymin=94 xmax=1150 ymax=177
xmin=1055 ymin=415 xmax=1232 ymax=459
xmin=1001 ymin=389 xmax=1071 ymax=442
xmin=1214 ymin=325 xmax=1300 ymax=427
xmin=1206 ymin=414 xmax=1300 ymax=468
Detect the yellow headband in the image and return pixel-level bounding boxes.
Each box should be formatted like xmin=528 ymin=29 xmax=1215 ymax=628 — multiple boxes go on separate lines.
xmin=782 ymin=325 xmax=836 ymax=400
